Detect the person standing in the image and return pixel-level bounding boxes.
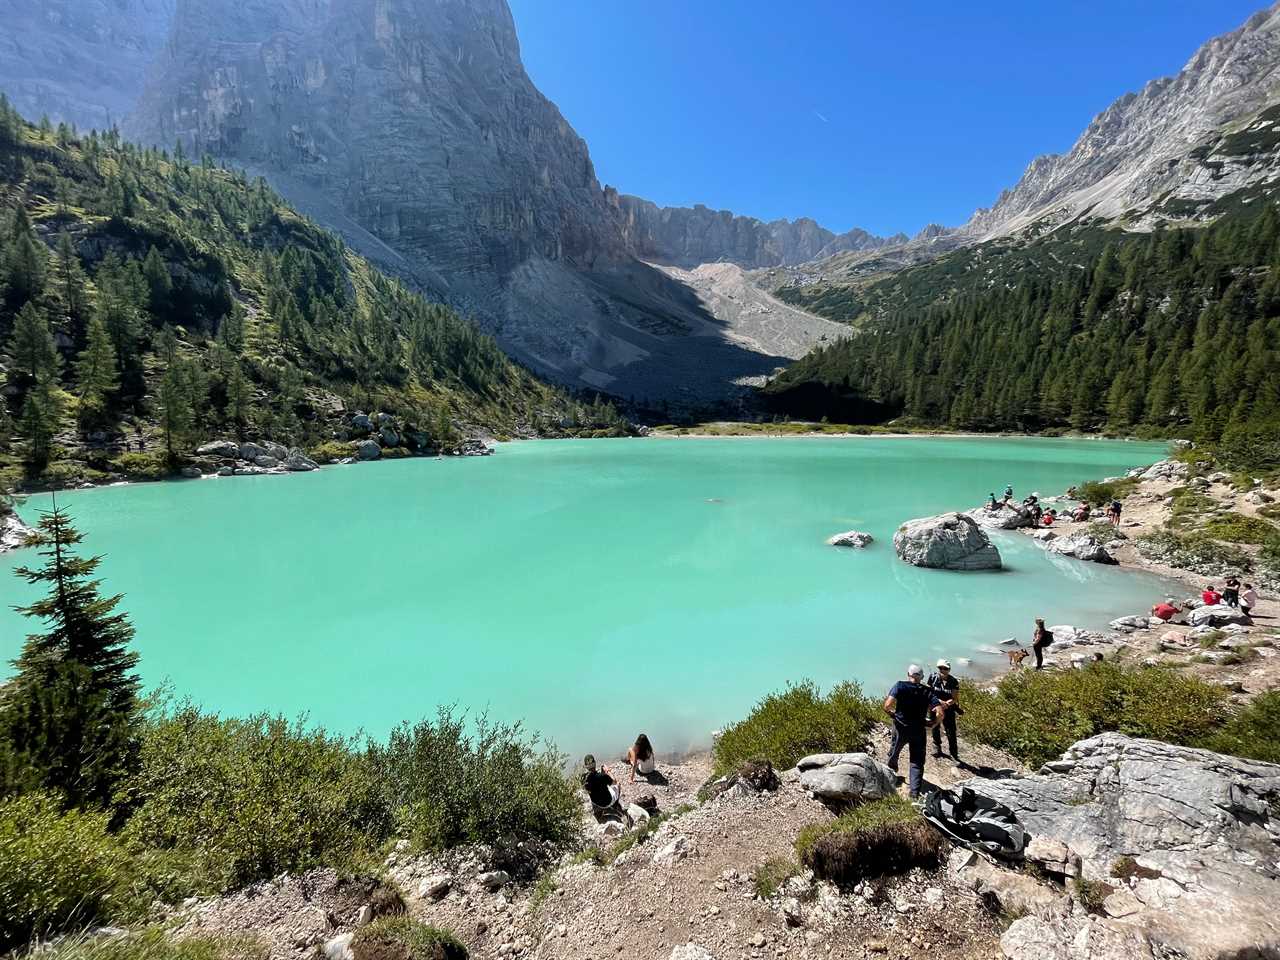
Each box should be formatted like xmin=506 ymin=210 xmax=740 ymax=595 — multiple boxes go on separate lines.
xmin=1032 ymin=618 xmax=1053 ymax=670
xmin=927 ymin=659 xmax=961 ymax=761
xmin=1109 ymin=499 xmax=1123 ymax=527
xmin=1242 ymin=583 xmax=1258 ymax=619
xmin=883 ymin=664 xmax=943 ymax=799
xmin=1223 ymin=577 xmax=1240 ymax=608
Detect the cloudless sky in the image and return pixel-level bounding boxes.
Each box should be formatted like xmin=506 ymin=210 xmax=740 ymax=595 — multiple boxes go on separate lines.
xmin=507 ymin=1 xmax=1269 ymax=236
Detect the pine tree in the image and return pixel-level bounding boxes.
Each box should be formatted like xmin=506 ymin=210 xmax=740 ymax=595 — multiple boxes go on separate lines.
xmin=6 ymin=301 xmax=59 ymax=384
xmin=18 ymin=382 xmax=62 ymax=471
xmin=142 ymin=245 xmax=172 ymax=319
xmin=53 ymin=230 xmax=90 ymax=337
xmin=225 ymin=362 xmax=253 ymax=441
xmin=1 ymin=507 xmax=141 ymax=807
xmin=74 ymin=315 xmax=120 ymax=429
xmin=2 ymin=208 xmax=48 ymax=309
xmin=158 ymin=361 xmax=194 ymax=464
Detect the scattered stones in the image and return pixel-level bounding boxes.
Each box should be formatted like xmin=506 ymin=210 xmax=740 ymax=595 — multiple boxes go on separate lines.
xmin=893 ymin=512 xmax=1002 ymax=571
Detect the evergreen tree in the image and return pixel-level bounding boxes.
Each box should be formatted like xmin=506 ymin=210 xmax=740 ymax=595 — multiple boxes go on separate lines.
xmin=18 ymin=382 xmax=62 ymax=471
xmin=142 ymin=245 xmax=172 ymax=318
xmin=0 ymin=507 xmax=141 ymax=807
xmin=2 ymin=207 xmax=48 ymax=309
xmin=6 ymin=301 xmax=59 ymax=384
xmin=158 ymin=361 xmax=195 ymax=463
xmin=225 ymin=362 xmax=253 ymax=440
xmin=74 ymin=315 xmax=120 ymax=429
xmin=53 ymin=230 xmax=90 ymax=337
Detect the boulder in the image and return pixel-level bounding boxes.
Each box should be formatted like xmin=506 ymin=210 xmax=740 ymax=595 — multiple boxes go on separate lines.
xmin=284 ymin=451 xmax=319 ymax=472
xmin=216 ymin=466 xmax=234 ymax=477
xmin=477 ymin=869 xmax=509 ymax=891
xmin=459 ymin=438 xmax=493 ymax=456
xmin=356 ymin=439 xmax=381 ymax=461
xmin=264 ymin=441 xmax=288 ymax=460
xmin=350 ymin=413 xmax=374 ymax=433
xmin=417 ymin=874 xmax=451 ymax=899
xmin=253 ymin=455 xmax=280 ymax=469
xmin=321 ymin=933 xmax=354 ymax=960
xmin=1108 ymin=615 xmax=1150 ymax=633
xmin=826 ymin=530 xmax=874 ymax=548
xmin=1024 ymin=836 xmax=1081 ymax=879
xmin=653 ymin=835 xmax=690 ymax=866
xmin=626 ymin=803 xmax=651 ymax=825
xmin=795 ymin=753 xmax=897 ymax=805
xmin=180 ymin=466 xmax=202 ymax=479
xmin=967 ymin=733 xmax=1280 ymax=958
xmin=893 ymin=512 xmax=1002 ymax=571
xmin=380 ymin=426 xmax=400 ymax=447
xmin=1245 ymin=489 xmax=1274 ymax=506
xmin=376 ymin=412 xmax=395 ymax=428
xmin=1044 ymin=534 xmax=1117 ymax=565
xmin=1000 ymin=915 xmax=1163 ymax=960
xmin=1139 ymin=459 xmax=1189 ymax=482
xmin=1047 ymin=625 xmax=1108 ymax=648
xmin=1188 ymin=604 xmax=1251 ymax=627
xmin=966 ymin=503 xmax=1036 ymax=530
xmin=196 ymin=440 xmax=239 ymax=458
xmin=0 ymin=511 xmax=34 ymax=553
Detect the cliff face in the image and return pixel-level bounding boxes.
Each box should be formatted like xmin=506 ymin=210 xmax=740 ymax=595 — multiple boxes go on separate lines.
xmin=618 ymin=195 xmax=904 ymax=269
xmin=0 ymin=0 xmax=175 ymax=131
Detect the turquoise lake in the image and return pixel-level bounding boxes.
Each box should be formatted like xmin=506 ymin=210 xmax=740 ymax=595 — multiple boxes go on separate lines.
xmin=1 ymin=436 xmax=1178 ymax=759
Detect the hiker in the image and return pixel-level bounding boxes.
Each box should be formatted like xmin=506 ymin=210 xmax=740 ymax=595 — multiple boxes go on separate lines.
xmin=883 ymin=664 xmax=944 ymax=799
xmin=1003 ymin=485 xmax=1014 ymax=504
xmin=624 ymin=733 xmax=656 ymax=783
xmin=1202 ymin=584 xmax=1222 ymax=607
xmin=1223 ymin=577 xmax=1241 ymax=608
xmin=1032 ymin=618 xmax=1053 ymax=670
xmin=581 ymin=754 xmax=631 ymax=826
xmin=1108 ymin=499 xmax=1122 ymax=527
xmin=1151 ymin=600 xmax=1181 ymax=622
xmin=1041 ymin=509 xmax=1056 ymax=527
xmin=1242 ymin=583 xmax=1258 ymax=619
xmin=986 ymin=492 xmax=999 ymax=510
xmin=1072 ymin=503 xmax=1090 ymax=522
xmin=927 ymin=659 xmax=961 ymax=761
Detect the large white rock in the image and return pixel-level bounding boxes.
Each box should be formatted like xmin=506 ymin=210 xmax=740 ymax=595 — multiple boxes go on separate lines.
xmin=238 ymin=441 xmax=268 ymax=461
xmin=795 ymin=753 xmax=897 ymax=804
xmin=196 ymin=439 xmax=239 ymax=458
xmin=966 ymin=503 xmax=1035 ymax=530
xmin=1000 ymin=915 xmax=1161 ymax=960
xmin=1044 ymin=533 xmax=1117 ymax=565
xmin=893 ymin=512 xmax=1002 ymax=570
xmin=826 ymin=530 xmax=873 ymax=548
xmin=0 ymin=510 xmax=34 ymax=553
xmin=1188 ymin=604 xmax=1251 ymax=627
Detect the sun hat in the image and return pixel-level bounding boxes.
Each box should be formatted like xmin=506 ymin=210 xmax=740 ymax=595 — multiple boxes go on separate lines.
xmin=936 ymin=658 xmax=951 ymax=669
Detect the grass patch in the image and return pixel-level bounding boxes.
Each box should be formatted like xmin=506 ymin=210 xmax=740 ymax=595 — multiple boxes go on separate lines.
xmin=1201 ymin=513 xmax=1280 ymax=545
xmin=308 ymin=441 xmax=354 ymax=464
xmin=29 ymin=929 xmax=264 ymax=960
xmin=795 ymin=795 xmax=943 ymax=888
xmin=1072 ymin=877 xmax=1114 ymax=913
xmin=1168 ymin=487 xmax=1219 ymax=528
xmin=1075 ymin=477 xmax=1138 ymax=507
xmin=712 ymin=680 xmax=879 ymax=776
xmin=528 ymin=871 xmax=557 ymax=913
xmin=351 ymin=916 xmax=467 ymax=960
xmin=753 ymin=857 xmax=800 ymax=899
xmin=958 ymin=663 xmax=1230 ymax=768
xmin=1110 ymin=856 xmax=1162 ymax=881
xmin=1136 ymin=529 xmax=1253 ymax=575
xmin=1201 ymin=691 xmax=1280 ymax=764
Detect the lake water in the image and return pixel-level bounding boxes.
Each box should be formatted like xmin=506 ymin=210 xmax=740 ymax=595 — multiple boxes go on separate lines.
xmin=1 ymin=436 xmax=1178 ymax=759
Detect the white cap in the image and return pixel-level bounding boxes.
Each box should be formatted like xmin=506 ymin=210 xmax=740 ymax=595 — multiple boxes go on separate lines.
xmin=936 ymin=658 xmax=951 ymax=669
xmin=907 ymin=663 xmax=924 ymax=678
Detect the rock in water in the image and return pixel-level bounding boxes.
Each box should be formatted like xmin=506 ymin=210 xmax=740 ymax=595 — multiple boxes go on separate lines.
xmin=0 ymin=510 xmax=35 ymax=553
xmin=284 ymin=451 xmax=320 ymax=472
xmin=1044 ymin=533 xmax=1117 ymax=564
xmin=966 ymin=504 xmax=1035 ymax=530
xmin=893 ymin=513 xmax=1002 ymax=571
xmin=968 ymin=733 xmax=1280 ymax=958
xmin=826 ymin=530 xmax=874 ymax=548
xmin=794 ymin=753 xmax=897 ymax=805
xmin=356 ymin=440 xmax=381 ymax=461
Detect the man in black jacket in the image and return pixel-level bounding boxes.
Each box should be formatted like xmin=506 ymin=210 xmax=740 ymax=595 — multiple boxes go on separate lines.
xmin=883 ymin=664 xmax=944 ymax=799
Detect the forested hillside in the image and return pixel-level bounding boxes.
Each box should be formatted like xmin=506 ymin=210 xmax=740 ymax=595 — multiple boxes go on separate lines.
xmin=767 ymin=197 xmax=1280 ymax=447
xmin=0 ymin=98 xmax=624 ymax=488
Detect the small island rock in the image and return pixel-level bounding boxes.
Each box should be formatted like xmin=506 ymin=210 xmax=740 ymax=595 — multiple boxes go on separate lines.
xmin=893 ymin=512 xmax=1002 ymax=571
xmin=1044 ymin=533 xmax=1117 ymax=565
xmin=826 ymin=530 xmax=874 ymax=548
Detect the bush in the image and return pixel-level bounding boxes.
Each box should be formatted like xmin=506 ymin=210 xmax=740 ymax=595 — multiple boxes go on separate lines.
xmin=366 ymin=708 xmax=578 ymax=856
xmin=1074 ymin=478 xmax=1138 ymax=507
xmin=118 ymin=704 xmax=391 ymax=893
xmin=309 ymin=441 xmax=354 ymax=464
xmin=958 ymin=663 xmax=1230 ymax=768
xmin=753 ymin=857 xmax=799 ymax=899
xmin=795 ymin=795 xmax=943 ymax=888
xmin=1167 ymin=487 xmax=1218 ymax=527
xmin=110 ymin=453 xmax=170 ymax=481
xmin=0 ymin=793 xmax=140 ymax=949
xmin=351 ymin=917 xmax=467 ymax=960
xmin=712 ymin=681 xmax=880 ymax=776
xmin=1136 ymin=529 xmax=1253 ymax=576
xmin=1201 ymin=513 xmax=1280 ymax=545
xmin=1072 ymin=877 xmax=1113 ymax=913
xmin=1201 ymin=691 xmax=1280 ymax=764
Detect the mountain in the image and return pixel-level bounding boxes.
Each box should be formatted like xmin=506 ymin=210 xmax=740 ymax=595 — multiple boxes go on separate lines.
xmin=617 ymin=196 xmax=905 ymax=269
xmin=0 ymin=102 xmax=625 ymax=489
xmin=0 ymin=0 xmax=176 ymax=132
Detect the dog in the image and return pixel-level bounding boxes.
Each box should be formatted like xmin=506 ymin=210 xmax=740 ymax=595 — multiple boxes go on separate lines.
xmin=1006 ymin=648 xmax=1030 ymax=670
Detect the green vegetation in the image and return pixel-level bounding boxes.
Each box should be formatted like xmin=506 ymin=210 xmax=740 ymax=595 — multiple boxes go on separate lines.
xmin=1202 ymin=691 xmax=1280 ymax=764
xmin=351 ymin=917 xmax=467 ymax=960
xmin=0 ymin=793 xmax=141 ymax=950
xmin=1201 ymin=513 xmax=1280 ymax=544
xmin=711 ymin=680 xmax=880 ymax=776
xmin=959 ymin=664 xmax=1231 ymax=768
xmin=27 ymin=929 xmax=264 ymax=960
xmin=794 ymin=795 xmax=943 ymax=888
xmin=1072 ymin=877 xmax=1113 ymax=913
xmin=366 ymin=711 xmax=578 ymax=855
xmin=0 ymin=97 xmax=623 ymax=490
xmin=1110 ymin=856 xmax=1162 ymax=882
xmin=1136 ymin=529 xmax=1254 ymax=575
xmin=767 ymin=198 xmax=1280 ymax=443
xmin=753 ymin=856 xmax=800 ymax=899
xmin=1075 ymin=477 xmax=1138 ymax=506
xmin=1168 ymin=486 xmax=1218 ymax=527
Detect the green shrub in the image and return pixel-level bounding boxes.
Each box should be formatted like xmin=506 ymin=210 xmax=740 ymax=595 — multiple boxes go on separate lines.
xmin=1201 ymin=691 xmax=1280 ymax=764
xmin=1201 ymin=513 xmax=1280 ymax=545
xmin=712 ymin=681 xmax=879 ymax=776
xmin=1258 ymin=503 xmax=1280 ymax=521
xmin=795 ymin=795 xmax=943 ymax=888
xmin=38 ymin=461 xmax=107 ymax=488
xmin=753 ymin=857 xmax=799 ymax=899
xmin=110 ymin=453 xmax=170 ymax=481
xmin=309 ymin=441 xmax=354 ymax=464
xmin=1167 ymin=487 xmax=1218 ymax=527
xmin=351 ymin=917 xmax=467 ymax=960
xmin=0 ymin=793 xmax=141 ymax=949
xmin=34 ymin=929 xmax=264 ymax=960
xmin=1072 ymin=877 xmax=1113 ymax=913
xmin=366 ymin=708 xmax=578 ymax=856
xmin=1075 ymin=478 xmax=1138 ymax=507
xmin=959 ymin=664 xmax=1230 ymax=768
xmin=1136 ymin=529 xmax=1253 ymax=575
xmin=118 ymin=704 xmax=391 ymax=894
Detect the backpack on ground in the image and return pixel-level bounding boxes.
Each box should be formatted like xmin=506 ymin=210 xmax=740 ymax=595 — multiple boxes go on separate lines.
xmin=922 ymin=786 xmax=1026 ymax=860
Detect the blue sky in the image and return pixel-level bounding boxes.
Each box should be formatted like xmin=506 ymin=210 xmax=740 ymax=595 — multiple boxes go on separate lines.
xmin=507 ymin=1 xmax=1269 ymax=237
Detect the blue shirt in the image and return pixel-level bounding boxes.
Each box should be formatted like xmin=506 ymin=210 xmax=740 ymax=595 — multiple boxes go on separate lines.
xmin=888 ymin=680 xmax=940 ymax=729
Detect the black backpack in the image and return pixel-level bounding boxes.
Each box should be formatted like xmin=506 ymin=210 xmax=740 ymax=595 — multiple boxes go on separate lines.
xmin=923 ymin=786 xmax=1026 ymax=859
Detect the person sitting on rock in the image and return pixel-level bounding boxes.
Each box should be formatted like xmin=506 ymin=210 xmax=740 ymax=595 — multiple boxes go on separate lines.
xmin=1041 ymin=509 xmax=1056 ymax=527
xmin=1003 ymin=485 xmax=1014 ymax=504
xmin=1151 ymin=600 xmax=1181 ymax=622
xmin=1072 ymin=503 xmax=1091 ymax=522
xmin=624 ymin=733 xmax=656 ymax=783
xmin=582 ymin=755 xmax=632 ymax=826
xmin=1202 ymin=584 xmax=1222 ymax=607
xmin=986 ymin=492 xmax=999 ymax=510
xmin=883 ymin=664 xmax=944 ymax=800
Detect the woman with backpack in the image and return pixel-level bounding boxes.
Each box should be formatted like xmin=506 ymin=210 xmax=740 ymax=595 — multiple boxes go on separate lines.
xmin=1032 ymin=618 xmax=1053 ymax=670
